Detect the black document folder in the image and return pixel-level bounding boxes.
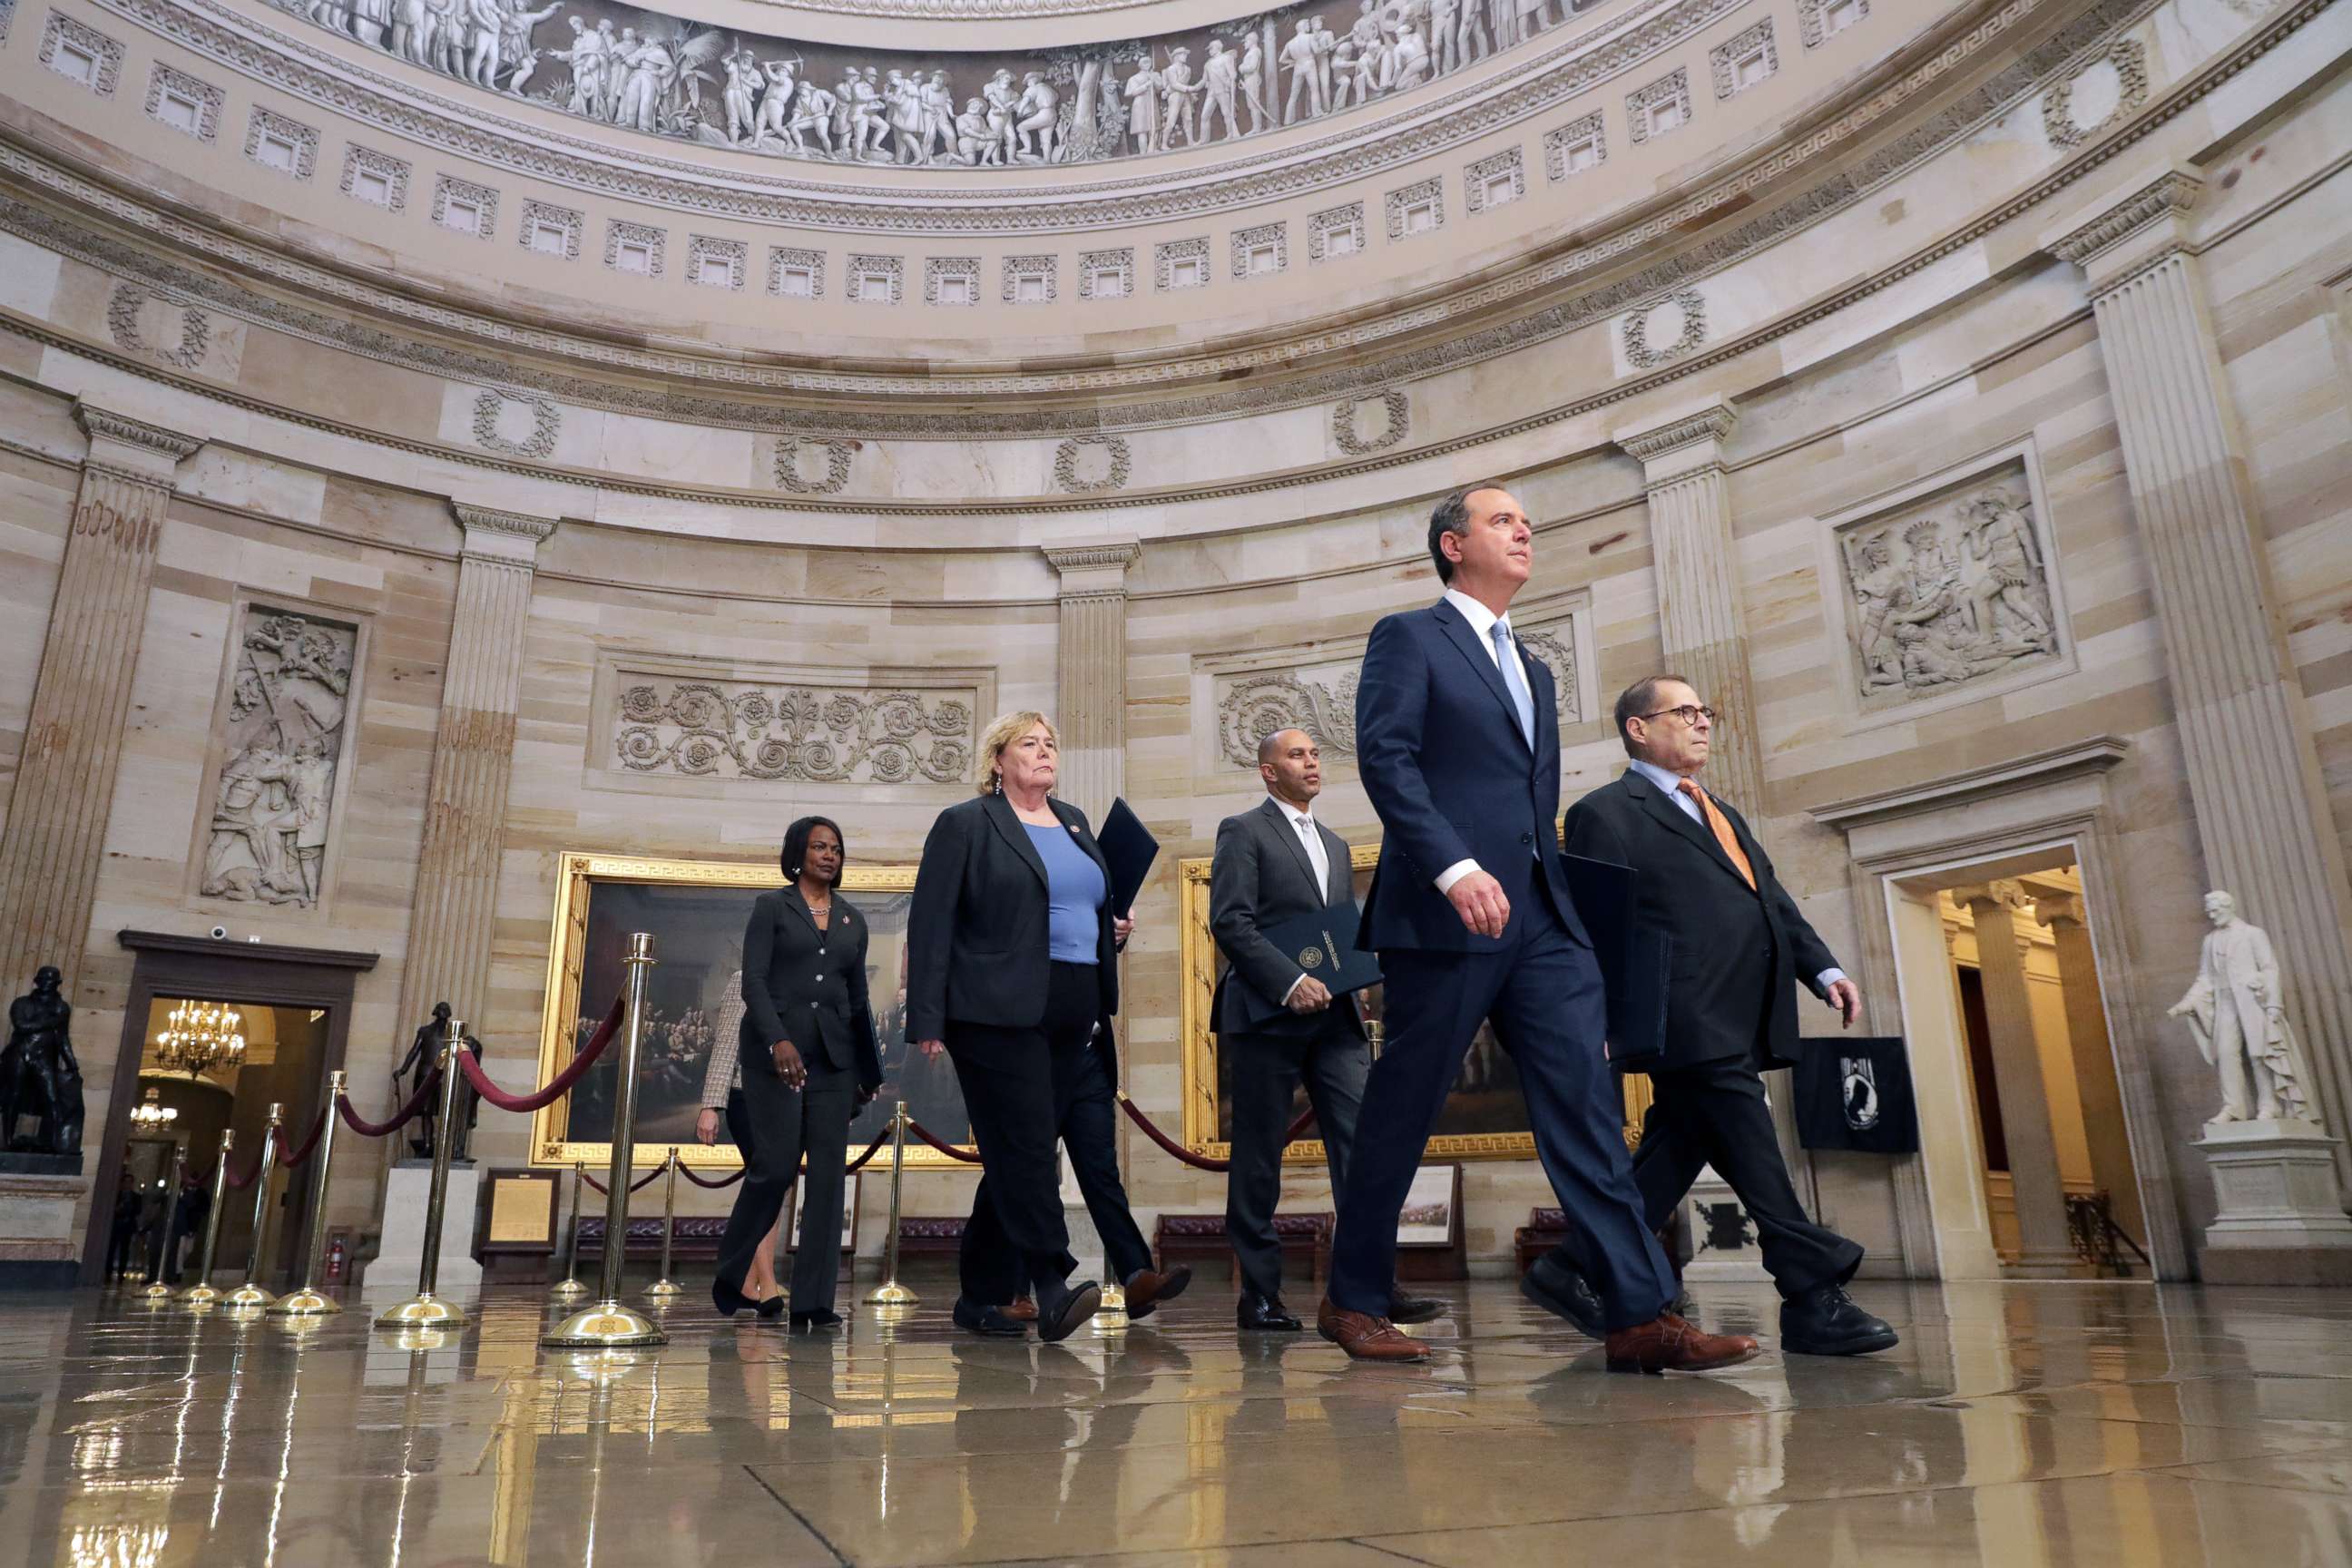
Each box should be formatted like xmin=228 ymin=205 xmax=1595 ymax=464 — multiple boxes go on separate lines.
xmin=1241 ymin=901 xmax=1383 ymax=1024
xmin=1561 ymin=853 xmax=1670 ymax=1070
xmin=1098 ymin=797 xmax=1159 ymax=918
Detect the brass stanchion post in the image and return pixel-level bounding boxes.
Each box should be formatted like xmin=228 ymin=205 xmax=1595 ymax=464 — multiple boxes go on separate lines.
xmin=550 ymin=1161 xmax=588 ymax=1300
xmin=864 ymin=1102 xmax=917 ymax=1308
xmin=544 ymin=933 xmax=668 ymax=1348
xmin=270 ymin=1071 xmax=347 ymax=1319
xmin=643 ymin=1149 xmax=681 ymax=1299
xmin=376 ymin=1018 xmax=471 ymax=1328
xmin=135 ymin=1146 xmax=186 ymax=1306
xmin=221 ymin=1104 xmax=284 ymax=1311
xmin=178 ymin=1131 xmax=236 ymax=1308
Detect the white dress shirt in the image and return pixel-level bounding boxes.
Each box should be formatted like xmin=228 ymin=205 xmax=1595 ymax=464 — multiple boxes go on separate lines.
xmin=1624 ymin=758 xmax=1845 ymax=992
xmin=1434 ymin=587 xmax=1534 ymax=897
xmin=1276 ymin=795 xmax=1330 ymax=1005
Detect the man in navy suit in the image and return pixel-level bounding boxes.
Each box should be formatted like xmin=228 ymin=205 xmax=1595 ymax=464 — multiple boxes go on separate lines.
xmin=1316 ymin=484 xmax=1760 ymax=1373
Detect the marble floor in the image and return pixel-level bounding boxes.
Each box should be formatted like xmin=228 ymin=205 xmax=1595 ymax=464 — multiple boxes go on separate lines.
xmin=4 ymin=1276 xmax=2351 ymax=1566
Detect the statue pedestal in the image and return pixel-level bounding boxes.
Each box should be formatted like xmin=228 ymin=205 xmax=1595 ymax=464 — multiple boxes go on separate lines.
xmin=0 ymin=1163 xmax=86 ymax=1288
xmin=368 ymin=1160 xmax=481 ymax=1298
xmin=2194 ymin=1118 xmax=2352 ymax=1286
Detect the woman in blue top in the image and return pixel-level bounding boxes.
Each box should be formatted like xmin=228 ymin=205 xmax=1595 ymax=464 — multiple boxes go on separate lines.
xmin=906 ymin=710 xmax=1191 ymax=1341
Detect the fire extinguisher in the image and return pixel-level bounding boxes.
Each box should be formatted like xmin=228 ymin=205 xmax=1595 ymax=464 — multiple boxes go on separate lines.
xmin=326 ymin=1236 xmax=347 ymax=1281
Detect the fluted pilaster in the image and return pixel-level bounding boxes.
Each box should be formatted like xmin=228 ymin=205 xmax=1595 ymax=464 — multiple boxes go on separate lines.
xmin=1616 ymin=402 xmax=1765 ymax=817
xmin=2053 ymin=169 xmax=2352 ymax=1175
xmin=0 ymin=405 xmax=200 ymax=994
xmin=1954 ymin=882 xmax=2081 ymax=1276
xmin=1044 ymin=542 xmax=1140 ymax=822
xmin=393 ymin=505 xmax=555 ymax=1033
xmin=2035 ymin=894 xmax=2146 ymax=1249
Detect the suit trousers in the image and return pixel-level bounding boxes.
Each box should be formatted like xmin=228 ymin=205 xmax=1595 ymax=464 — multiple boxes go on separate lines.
xmin=1620 ymin=1054 xmax=1863 ymax=1299
xmin=714 ymin=1055 xmax=855 ymax=1314
xmin=1224 ymin=1016 xmax=1367 ymax=1299
xmin=1331 ymin=902 xmax=1675 ymax=1328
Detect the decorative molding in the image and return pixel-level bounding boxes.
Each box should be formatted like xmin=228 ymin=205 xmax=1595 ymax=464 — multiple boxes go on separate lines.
xmin=686 ymin=234 xmax=746 ymax=290
xmin=1307 ymin=201 xmax=1367 ymax=263
xmin=1709 ymin=18 xmax=1779 ymax=100
xmin=608 ymin=666 xmax=977 ymax=787
xmin=603 ymin=220 xmax=666 ymax=277
xmin=1156 ymin=237 xmax=1210 ymax=291
xmin=516 ymin=199 xmax=583 ymax=259
xmin=143 ymin=63 xmax=226 ymax=142
xmin=73 ymin=403 xmax=202 ymax=475
xmin=1385 ymin=176 xmax=1446 ymax=240
xmin=1622 ymin=288 xmax=1708 ymax=368
xmin=39 ymin=13 xmax=125 ymax=96
xmin=470 ymin=389 xmax=560 ymax=459
xmin=240 ymin=106 xmax=319 ymax=180
xmin=429 ymin=173 xmax=497 ymax=239
xmin=1230 ymin=222 xmax=1288 ymax=279
xmin=1042 ymin=540 xmax=1142 ymax=573
xmin=1076 ymin=248 xmax=1132 ymax=299
xmin=451 ymin=502 xmax=558 ymax=563
xmin=1618 ymin=401 xmax=1734 ymax=466
xmin=1810 ymin=737 xmax=2127 ymax=831
xmin=1332 ymin=390 xmax=1409 ymax=455
xmin=1002 ymin=254 xmax=1058 ymax=304
xmin=2042 ymin=35 xmax=2149 ymax=149
xmin=1798 ymin=0 xmax=1870 ymax=48
xmin=2049 ymin=168 xmax=2201 ymax=270
xmin=338 ymin=144 xmax=410 ymax=210
xmin=1625 ymin=65 xmax=1690 ymax=142
xmin=924 ymin=256 xmax=980 ymax=307
xmin=845 ymin=253 xmax=905 ymax=304
xmin=1465 ymin=147 xmax=1527 ymax=213
xmin=766 ymin=245 xmax=826 ymax=297
xmin=772 ymin=436 xmax=857 ymax=495
xmin=1053 ymin=436 xmax=1132 ymax=495
xmin=1543 ymin=112 xmax=1608 ymax=180
xmin=104 ymin=283 xmax=211 ymax=372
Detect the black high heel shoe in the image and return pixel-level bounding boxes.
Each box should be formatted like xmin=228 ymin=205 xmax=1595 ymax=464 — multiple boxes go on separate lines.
xmin=712 ymin=1278 xmax=758 ymax=1318
xmin=757 ymin=1295 xmax=787 ymax=1321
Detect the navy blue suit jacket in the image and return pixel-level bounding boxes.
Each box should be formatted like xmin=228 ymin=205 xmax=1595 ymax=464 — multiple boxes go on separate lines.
xmin=1354 ymin=598 xmax=1592 ymax=955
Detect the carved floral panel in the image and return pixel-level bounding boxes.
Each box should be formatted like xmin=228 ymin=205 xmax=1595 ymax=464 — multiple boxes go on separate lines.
xmin=611 ymin=671 xmax=978 ymax=785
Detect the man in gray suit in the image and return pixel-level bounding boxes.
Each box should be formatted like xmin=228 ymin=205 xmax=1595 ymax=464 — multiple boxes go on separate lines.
xmin=1210 ymin=729 xmax=1441 ymax=1331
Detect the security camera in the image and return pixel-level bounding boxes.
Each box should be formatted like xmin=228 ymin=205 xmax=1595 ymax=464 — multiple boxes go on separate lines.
xmin=209 ymin=926 xmax=229 ymax=940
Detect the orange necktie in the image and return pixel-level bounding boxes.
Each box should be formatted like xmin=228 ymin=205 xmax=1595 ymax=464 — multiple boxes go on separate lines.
xmin=1679 ymin=779 xmax=1757 ymax=890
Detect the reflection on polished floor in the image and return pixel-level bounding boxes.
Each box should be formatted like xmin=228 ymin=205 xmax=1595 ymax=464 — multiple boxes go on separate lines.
xmin=6 ymin=1278 xmax=2352 ymax=1566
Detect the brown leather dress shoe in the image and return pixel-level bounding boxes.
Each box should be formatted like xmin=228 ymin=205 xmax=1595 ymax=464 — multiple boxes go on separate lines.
xmin=1316 ymin=1297 xmax=1429 ymax=1362
xmin=1122 ymin=1265 xmax=1193 ymax=1319
xmin=1603 ymin=1312 xmax=1760 ymax=1375
xmin=1003 ymin=1297 xmax=1038 ymax=1323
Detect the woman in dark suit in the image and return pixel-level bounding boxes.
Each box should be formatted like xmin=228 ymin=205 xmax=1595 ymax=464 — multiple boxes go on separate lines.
xmin=906 ymin=710 xmax=1189 ymax=1342
xmin=711 ymin=816 xmax=882 ymax=1328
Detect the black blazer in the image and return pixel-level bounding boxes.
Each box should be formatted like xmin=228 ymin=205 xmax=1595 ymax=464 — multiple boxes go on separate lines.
xmin=741 ymin=887 xmax=883 ymax=1091
xmin=1561 ymin=769 xmax=1838 ymax=1072
xmin=1208 ymin=797 xmax=1365 ymax=1041
xmin=906 ymin=793 xmax=1122 ymax=1076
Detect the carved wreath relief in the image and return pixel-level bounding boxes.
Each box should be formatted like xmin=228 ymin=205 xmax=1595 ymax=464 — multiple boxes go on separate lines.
xmin=201 ymin=607 xmax=358 ymax=907
xmin=1836 ymin=465 xmax=2061 ymax=710
xmin=615 ymin=680 xmax=975 ymax=783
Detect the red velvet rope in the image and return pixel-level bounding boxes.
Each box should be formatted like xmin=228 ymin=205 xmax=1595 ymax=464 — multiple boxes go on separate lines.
xmin=336 ymin=1068 xmax=441 ymax=1139
xmin=580 ymin=1164 xmax=666 ymax=1197
xmin=906 ymin=1120 xmax=985 ymax=1163
xmin=455 ymin=993 xmax=626 ymax=1113
xmin=672 ymin=1122 xmax=894 ymax=1189
xmin=1115 ymin=1094 xmax=1318 ymax=1174
xmin=676 ymin=1161 xmax=744 ymax=1189
xmin=278 ymin=1103 xmax=331 ymax=1170
xmin=846 ymin=1123 xmax=893 ymax=1174
xmin=220 ymin=1131 xmax=271 ymax=1190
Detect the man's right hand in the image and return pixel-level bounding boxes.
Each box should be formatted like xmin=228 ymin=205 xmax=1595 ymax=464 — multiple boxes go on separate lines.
xmin=1446 ymin=869 xmax=1511 ymax=939
xmin=915 ymin=1038 xmax=946 ymax=1059
xmin=695 ymin=1108 xmax=719 ymax=1145
xmin=1287 ymin=975 xmax=1333 ymax=1014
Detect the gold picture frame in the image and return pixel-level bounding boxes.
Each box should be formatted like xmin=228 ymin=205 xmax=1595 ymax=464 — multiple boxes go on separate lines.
xmin=1178 ymin=846 xmax=1649 ymax=1164
xmin=530 ymin=851 xmax=975 ymax=1169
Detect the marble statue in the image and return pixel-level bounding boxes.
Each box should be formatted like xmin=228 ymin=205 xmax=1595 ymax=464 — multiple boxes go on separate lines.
xmin=1160 ymin=48 xmax=1203 ymax=150
xmin=203 ymin=610 xmax=354 ymax=908
xmin=1840 ymin=479 xmax=2060 ymax=704
xmin=2170 ymin=891 xmax=2319 ymax=1127
xmin=3 ymin=967 xmax=83 ymax=1158
xmin=395 ymin=1002 xmax=482 ymax=1161
xmin=1239 ymin=35 xmax=1270 ymax=134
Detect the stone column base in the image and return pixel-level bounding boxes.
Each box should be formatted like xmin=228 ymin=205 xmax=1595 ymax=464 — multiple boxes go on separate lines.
xmin=0 ymin=1167 xmax=88 ymax=1288
xmin=370 ymin=1161 xmax=483 ymax=1297
xmin=2194 ymin=1118 xmax=2352 ymax=1284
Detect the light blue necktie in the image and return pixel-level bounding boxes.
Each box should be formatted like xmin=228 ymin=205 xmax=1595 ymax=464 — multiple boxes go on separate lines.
xmin=1492 ymin=619 xmax=1534 ymax=749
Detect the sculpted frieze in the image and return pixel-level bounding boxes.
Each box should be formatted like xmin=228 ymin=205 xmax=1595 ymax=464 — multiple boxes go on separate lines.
xmin=608 ymin=666 xmax=977 ymax=786
xmin=196 ymin=603 xmax=360 ymax=909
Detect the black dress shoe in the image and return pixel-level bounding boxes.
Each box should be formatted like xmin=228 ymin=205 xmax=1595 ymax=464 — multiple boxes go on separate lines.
xmin=1387 ymin=1288 xmax=1445 ymax=1325
xmin=1520 ymin=1254 xmax=1607 ymax=1340
xmin=711 ymin=1278 xmax=757 ymax=1318
xmin=1036 ymin=1281 xmax=1102 ymax=1344
xmin=1780 ymin=1284 xmax=1898 ymax=1357
xmin=1237 ymin=1291 xmax=1303 ymax=1332
xmin=952 ymin=1296 xmax=1028 ymax=1338
xmin=790 ymin=1308 xmax=843 ymax=1330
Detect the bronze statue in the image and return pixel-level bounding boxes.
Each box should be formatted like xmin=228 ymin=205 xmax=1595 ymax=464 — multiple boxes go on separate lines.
xmin=393 ymin=1001 xmax=480 ymax=1161
xmin=4 ymin=966 xmax=84 ymax=1157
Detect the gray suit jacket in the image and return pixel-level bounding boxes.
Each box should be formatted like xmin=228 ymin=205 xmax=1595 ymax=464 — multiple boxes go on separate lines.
xmin=1209 ymin=797 xmax=1365 ymax=1041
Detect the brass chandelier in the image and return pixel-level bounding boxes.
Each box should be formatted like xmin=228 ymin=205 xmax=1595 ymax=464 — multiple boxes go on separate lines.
xmin=128 ymin=1086 xmax=179 ymax=1129
xmin=153 ymin=999 xmax=246 ymax=1079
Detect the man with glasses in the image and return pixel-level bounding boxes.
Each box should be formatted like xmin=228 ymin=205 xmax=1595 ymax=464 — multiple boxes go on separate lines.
xmin=1542 ymin=675 xmax=1897 ymax=1357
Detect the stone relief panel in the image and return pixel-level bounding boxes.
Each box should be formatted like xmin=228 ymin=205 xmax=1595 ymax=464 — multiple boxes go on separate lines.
xmin=242 ymin=106 xmax=321 ymax=179
xmin=1308 ymin=201 xmax=1367 ymax=261
xmin=2042 ymin=36 xmax=2148 ymax=148
xmin=1054 ymin=434 xmax=1132 ymax=493
xmin=105 ymin=283 xmax=211 ymax=371
xmin=1708 ymin=17 xmax=1777 ymax=99
xmin=1622 ymin=287 xmax=1706 ymax=368
xmin=1230 ymin=221 xmax=1288 ymax=279
xmin=144 ymin=63 xmax=227 ymax=142
xmin=260 ymin=0 xmax=1625 ymax=172
xmin=1543 ymin=111 xmax=1606 ymax=180
xmin=1385 ymin=176 xmax=1446 ymax=240
xmin=430 ymin=174 xmax=498 ymax=238
xmin=39 ymin=14 xmax=126 ymax=96
xmin=599 ymin=657 xmax=983 ymax=789
xmin=925 ymin=255 xmax=981 ymax=306
xmin=474 ymin=389 xmax=562 ymax=457
xmin=1076 ymin=249 xmax=1133 ymax=299
xmin=1797 ymin=0 xmax=1867 ymax=48
xmin=1332 ymin=389 xmax=1408 ymax=454
xmin=1464 ymin=146 xmax=1525 ymax=212
xmin=773 ymin=436 xmax=858 ymax=493
xmin=686 ymin=233 xmax=745 ymax=289
xmin=1625 ymin=64 xmax=1690 ymax=142
xmin=195 ymin=603 xmax=361 ymax=909
xmin=1003 ymin=255 xmax=1058 ymax=303
xmin=339 ymin=144 xmax=412 ymax=209
xmin=603 ymin=218 xmax=667 ymax=274
xmin=1830 ymin=456 xmax=2065 ymax=714
xmin=767 ymin=245 xmax=825 ymax=297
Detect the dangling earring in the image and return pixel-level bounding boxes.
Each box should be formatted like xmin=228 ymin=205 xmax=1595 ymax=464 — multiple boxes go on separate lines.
xmin=992 ymin=773 xmax=1003 ymax=796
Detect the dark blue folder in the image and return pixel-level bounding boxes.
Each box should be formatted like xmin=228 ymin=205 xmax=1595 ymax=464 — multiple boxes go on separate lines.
xmin=1240 ymin=901 xmax=1383 ymax=1024
xmin=1098 ymin=797 xmax=1159 ymax=919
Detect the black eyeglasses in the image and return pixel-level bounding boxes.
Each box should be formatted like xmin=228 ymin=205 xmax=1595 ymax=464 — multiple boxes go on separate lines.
xmin=1638 ymin=705 xmax=1717 ymax=727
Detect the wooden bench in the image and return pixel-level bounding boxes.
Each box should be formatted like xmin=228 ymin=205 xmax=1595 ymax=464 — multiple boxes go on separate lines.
xmin=1152 ymin=1212 xmax=1332 ymax=1289
xmin=574 ymin=1215 xmax=728 ymax=1264
xmin=1513 ymin=1207 xmax=1569 ymax=1276
xmin=895 ymin=1215 xmax=969 ymax=1262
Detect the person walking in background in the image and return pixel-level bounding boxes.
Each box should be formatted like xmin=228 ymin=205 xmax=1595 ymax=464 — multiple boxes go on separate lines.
xmin=697 ymin=967 xmax=786 ymax=1313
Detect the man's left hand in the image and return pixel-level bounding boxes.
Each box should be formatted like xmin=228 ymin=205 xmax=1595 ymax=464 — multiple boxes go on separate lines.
xmin=1112 ymin=916 xmax=1135 ymax=952
xmin=1826 ymin=979 xmax=1862 ymax=1028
